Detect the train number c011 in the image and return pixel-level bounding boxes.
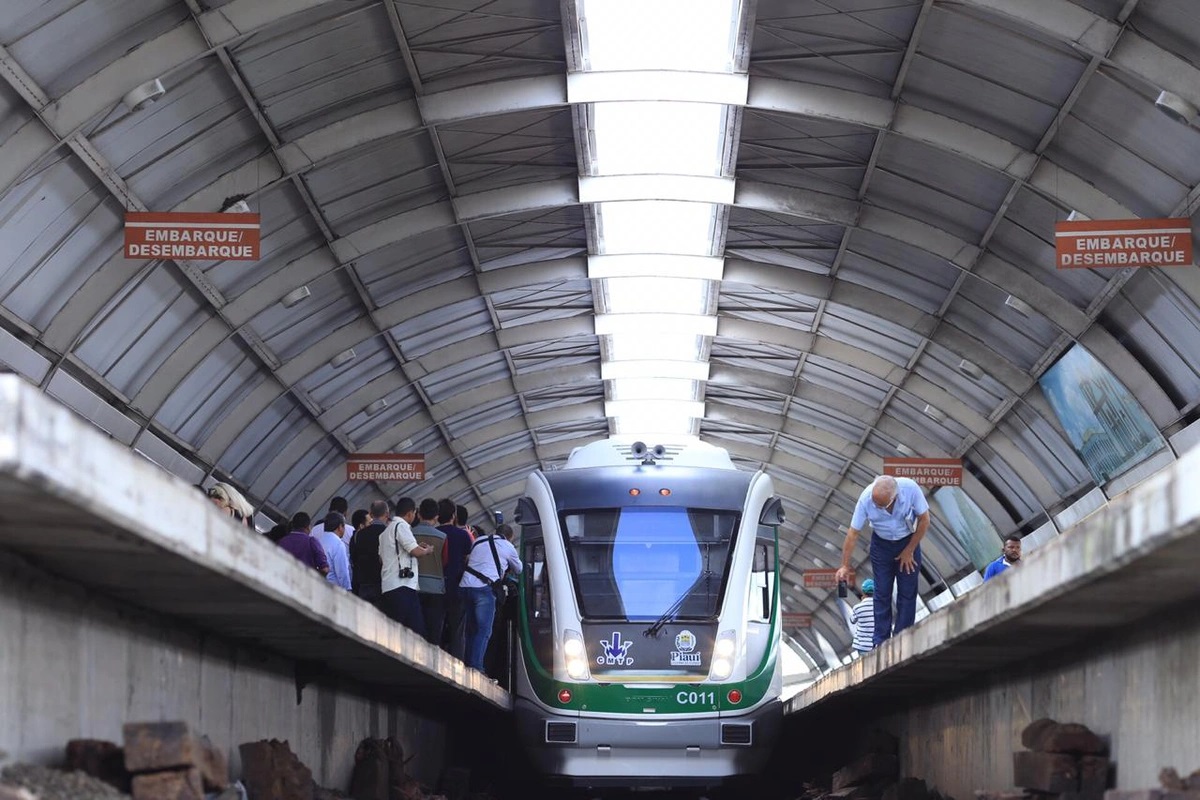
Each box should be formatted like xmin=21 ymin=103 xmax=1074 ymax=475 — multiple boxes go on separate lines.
xmin=676 ymin=690 xmax=717 ymax=705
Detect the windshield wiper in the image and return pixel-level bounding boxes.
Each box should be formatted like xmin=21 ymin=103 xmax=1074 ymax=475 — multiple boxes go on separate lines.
xmin=642 ymin=570 xmax=713 ymax=638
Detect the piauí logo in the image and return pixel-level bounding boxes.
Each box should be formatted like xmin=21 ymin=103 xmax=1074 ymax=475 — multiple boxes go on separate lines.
xmin=597 ymin=631 xmax=634 ymax=666
xmin=675 ymin=630 xmax=697 ymax=653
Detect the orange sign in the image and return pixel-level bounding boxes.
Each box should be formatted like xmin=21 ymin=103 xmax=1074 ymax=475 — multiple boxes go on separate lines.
xmin=124 ymin=212 xmax=261 ymax=261
xmin=782 ymin=612 xmax=812 ymax=628
xmin=883 ymin=457 xmax=962 ymax=487
xmin=1055 ymin=218 xmax=1192 ymax=270
xmin=346 ymin=454 xmax=425 ymax=482
xmin=803 ymin=569 xmax=850 ymax=589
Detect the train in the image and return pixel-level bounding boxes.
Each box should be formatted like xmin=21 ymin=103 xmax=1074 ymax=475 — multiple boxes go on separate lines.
xmin=509 ymin=438 xmax=784 ymax=788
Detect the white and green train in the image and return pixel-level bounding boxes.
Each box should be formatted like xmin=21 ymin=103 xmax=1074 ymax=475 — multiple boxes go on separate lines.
xmin=511 ymin=439 xmax=785 ymax=789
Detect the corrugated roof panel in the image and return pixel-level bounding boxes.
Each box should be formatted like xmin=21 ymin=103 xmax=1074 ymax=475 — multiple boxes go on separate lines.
xmin=915 ymin=342 xmax=1007 ymax=418
xmin=966 ymin=438 xmax=1042 ymax=523
xmin=775 ymin=435 xmax=847 ymax=474
xmin=749 ymin=0 xmax=919 ymax=95
xmin=836 ymin=250 xmax=955 ymax=315
xmin=885 ymin=392 xmax=971 ymax=454
xmin=819 ymin=303 xmax=923 ymax=366
xmin=305 ymin=132 xmax=446 ymax=233
xmin=725 ymin=209 xmax=842 ymax=273
xmin=3 ymin=0 xmax=185 ymax=99
xmin=870 ymin=135 xmax=1013 ymax=242
xmin=390 ymin=297 xmax=493 ymax=360
xmin=218 ymin=394 xmax=308 ymax=477
xmin=492 ymin=283 xmax=593 ymax=327
xmin=201 ymin=184 xmax=323 ymax=297
xmin=251 ymin=272 xmax=362 ymax=362
xmin=706 ymin=389 xmax=787 ymax=416
xmin=230 ymin=2 xmax=412 ymax=139
xmin=158 ymin=338 xmax=266 ymax=446
xmin=440 ymin=108 xmax=577 ymax=195
xmin=988 ymin=189 xmax=1108 ymax=310
xmin=268 ymin=438 xmax=344 ymax=511
xmin=788 ymin=398 xmax=868 ymax=443
xmin=0 ymin=79 xmax=35 ymax=143
xmin=944 ymin=278 xmax=1058 ymax=371
xmin=997 ymin=403 xmax=1089 ymax=495
xmin=1102 ymin=275 xmax=1200 ymax=406
xmin=75 ymin=266 xmax=208 ymax=396
xmin=738 ymin=110 xmax=874 ymax=197
xmin=423 ymin=351 xmax=510 ymax=406
xmin=89 ymin=58 xmax=262 ymax=209
xmin=508 ymin=336 xmax=599 ymax=375
xmin=297 ymin=336 xmax=393 ymax=411
xmin=354 ymin=228 xmax=472 ymax=308
xmin=0 ymin=158 xmax=123 ymax=330
xmin=340 ymin=385 xmax=425 ymax=446
xmin=460 ymin=429 xmax=534 ymax=470
xmin=398 ymin=0 xmax=566 ymax=93
xmin=710 ymin=339 xmax=802 ymax=377
xmin=803 ymin=354 xmax=890 ymax=407
xmin=467 ymin=206 xmax=587 ymax=266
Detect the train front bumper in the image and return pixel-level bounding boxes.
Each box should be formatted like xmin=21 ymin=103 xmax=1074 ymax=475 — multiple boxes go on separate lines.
xmin=514 ymin=697 xmax=783 ymax=788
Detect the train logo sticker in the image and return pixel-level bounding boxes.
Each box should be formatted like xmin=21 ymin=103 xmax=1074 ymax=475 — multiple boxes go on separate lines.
xmin=597 ymin=632 xmax=634 ymax=666
xmin=671 ymin=629 xmax=701 ymax=666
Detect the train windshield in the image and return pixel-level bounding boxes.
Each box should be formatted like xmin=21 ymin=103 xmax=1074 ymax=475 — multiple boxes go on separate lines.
xmin=561 ymin=507 xmax=739 ymax=621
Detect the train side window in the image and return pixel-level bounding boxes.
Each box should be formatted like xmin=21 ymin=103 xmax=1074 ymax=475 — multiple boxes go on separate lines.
xmin=523 ymin=535 xmax=554 ymax=668
xmin=748 ymin=538 xmax=775 ymax=623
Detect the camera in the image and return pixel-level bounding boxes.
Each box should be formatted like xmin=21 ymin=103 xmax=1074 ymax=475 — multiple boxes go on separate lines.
xmin=493 ymin=509 xmax=504 ymax=525
xmin=399 ymin=566 xmax=414 ymax=579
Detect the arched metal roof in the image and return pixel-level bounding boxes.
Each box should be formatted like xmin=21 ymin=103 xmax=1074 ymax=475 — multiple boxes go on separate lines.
xmin=2 ymin=0 xmax=1200 ymax=661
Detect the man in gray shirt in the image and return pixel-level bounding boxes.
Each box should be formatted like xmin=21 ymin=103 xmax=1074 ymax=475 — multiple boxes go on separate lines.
xmin=412 ymin=498 xmax=448 ymax=646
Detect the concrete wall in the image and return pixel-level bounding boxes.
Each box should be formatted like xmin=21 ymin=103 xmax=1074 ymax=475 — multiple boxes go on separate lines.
xmin=890 ymin=605 xmax=1200 ymax=799
xmin=0 ymin=551 xmax=449 ymax=791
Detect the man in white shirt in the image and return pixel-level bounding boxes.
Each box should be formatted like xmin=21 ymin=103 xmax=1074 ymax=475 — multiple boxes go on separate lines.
xmin=380 ymin=496 xmax=433 ymax=637
xmin=460 ymin=523 xmax=522 ymax=671
xmin=314 ymin=511 xmax=353 ymax=590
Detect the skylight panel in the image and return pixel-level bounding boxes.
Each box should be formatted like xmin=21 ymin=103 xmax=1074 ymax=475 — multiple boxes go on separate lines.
xmin=608 ymin=332 xmax=703 ymax=362
xmin=614 ymin=413 xmax=698 ymax=437
xmin=598 ymin=201 xmax=717 ymax=255
xmin=588 ymin=255 xmax=725 ymax=281
xmin=609 ymin=378 xmax=698 ymax=402
xmin=579 ymin=0 xmax=742 ymax=73
xmin=602 ymin=361 xmax=711 ymax=381
xmin=590 ymin=102 xmax=725 ymax=176
xmin=602 ymin=277 xmax=710 ymax=315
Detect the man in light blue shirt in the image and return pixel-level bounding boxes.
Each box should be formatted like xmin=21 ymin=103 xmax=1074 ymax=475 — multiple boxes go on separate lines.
xmin=315 ymin=511 xmax=353 ymax=591
xmin=835 ymin=475 xmax=930 ymax=646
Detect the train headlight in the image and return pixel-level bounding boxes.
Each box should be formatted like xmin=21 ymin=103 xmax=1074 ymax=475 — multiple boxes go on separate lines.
xmin=709 ymin=631 xmax=736 ymax=680
xmin=562 ymin=629 xmax=591 ymax=681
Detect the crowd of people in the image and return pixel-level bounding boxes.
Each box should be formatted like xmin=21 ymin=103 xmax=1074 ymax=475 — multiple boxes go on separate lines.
xmin=203 ymin=482 xmax=521 ymax=679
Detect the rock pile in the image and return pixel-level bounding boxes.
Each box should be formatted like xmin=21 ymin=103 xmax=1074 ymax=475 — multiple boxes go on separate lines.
xmin=1013 ymin=719 xmax=1109 ymax=800
xmin=0 ymin=764 xmax=128 ymax=800
xmin=1104 ymin=765 xmax=1200 ymax=800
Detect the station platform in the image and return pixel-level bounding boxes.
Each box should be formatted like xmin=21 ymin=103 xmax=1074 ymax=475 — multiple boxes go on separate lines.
xmin=0 ymin=374 xmax=507 ymax=713
xmin=781 ymin=441 xmax=1200 ymax=795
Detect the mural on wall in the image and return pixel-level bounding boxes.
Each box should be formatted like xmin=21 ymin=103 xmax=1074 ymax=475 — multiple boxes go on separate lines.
xmin=1038 ymin=344 xmax=1165 ymax=484
xmin=933 ymin=486 xmax=1001 ymax=571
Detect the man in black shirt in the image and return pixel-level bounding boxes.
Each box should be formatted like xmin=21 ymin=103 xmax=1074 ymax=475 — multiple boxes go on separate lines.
xmin=349 ymin=500 xmax=390 ymax=607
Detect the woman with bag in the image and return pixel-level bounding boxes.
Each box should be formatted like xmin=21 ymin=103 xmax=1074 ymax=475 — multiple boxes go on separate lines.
xmin=459 ymin=523 xmax=522 ymax=673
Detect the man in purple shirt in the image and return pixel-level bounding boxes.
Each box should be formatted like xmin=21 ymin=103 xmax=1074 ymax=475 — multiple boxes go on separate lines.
xmin=276 ymin=512 xmax=330 ymax=576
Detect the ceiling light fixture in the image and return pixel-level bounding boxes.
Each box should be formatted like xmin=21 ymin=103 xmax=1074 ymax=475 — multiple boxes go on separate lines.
xmin=122 ymin=78 xmax=166 ymax=112
xmin=330 ymin=348 xmax=356 ymax=369
xmin=1065 ymin=210 xmax=1088 ymax=222
xmin=364 ymin=398 xmax=389 ymax=416
xmin=958 ymin=359 xmax=984 ymax=381
xmin=281 ymin=286 xmax=311 ymax=308
xmin=1004 ymin=294 xmax=1033 ymax=317
xmin=896 ymin=443 xmax=917 ymax=457
xmin=923 ymin=404 xmax=946 ymax=423
xmin=1155 ymin=90 xmax=1198 ymax=126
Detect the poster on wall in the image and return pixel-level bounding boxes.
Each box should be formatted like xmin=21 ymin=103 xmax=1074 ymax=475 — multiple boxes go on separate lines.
xmin=1037 ymin=345 xmax=1166 ymax=484
xmin=932 ymin=486 xmax=1002 ymax=571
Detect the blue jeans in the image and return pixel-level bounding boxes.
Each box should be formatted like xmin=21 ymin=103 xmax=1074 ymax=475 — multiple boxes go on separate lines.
xmin=870 ymin=533 xmax=921 ymax=646
xmin=461 ymin=585 xmax=497 ymax=671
